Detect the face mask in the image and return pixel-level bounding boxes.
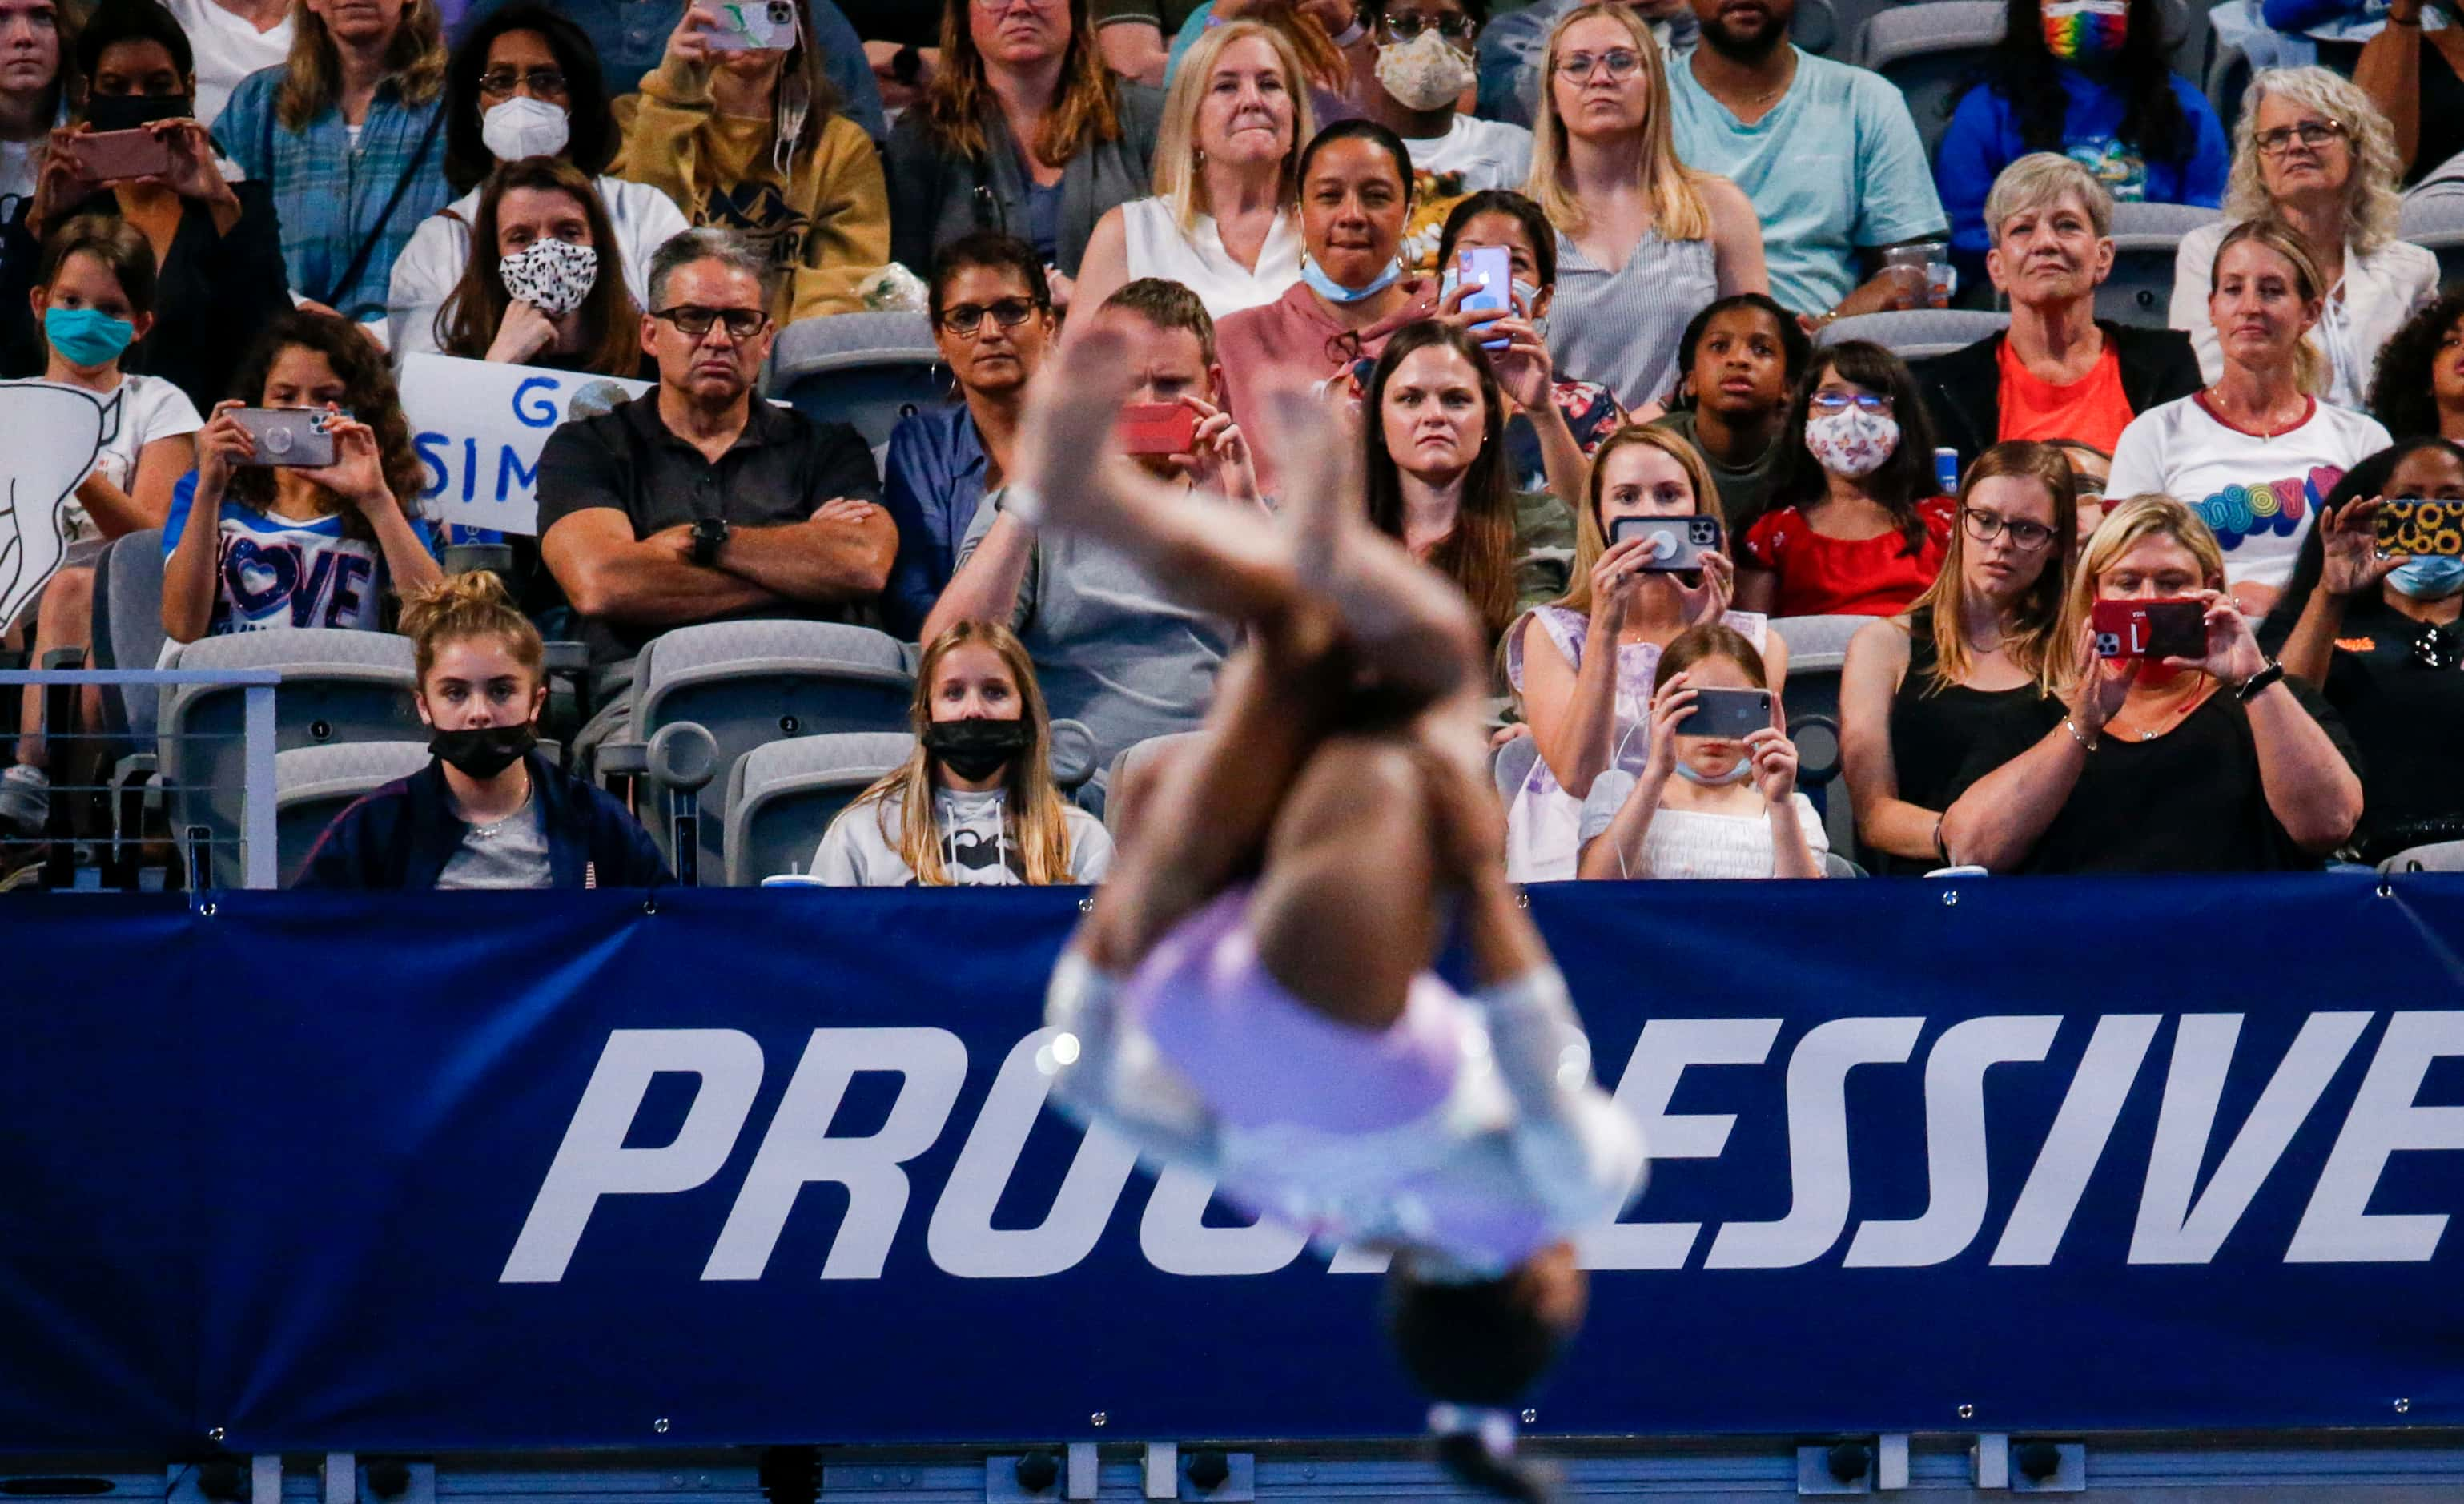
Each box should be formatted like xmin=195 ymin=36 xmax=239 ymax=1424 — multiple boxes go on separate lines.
xmin=43 ymin=305 xmax=137 ymax=368
xmin=2041 ymin=0 xmax=2128 ymax=61
xmin=1300 ymin=252 xmax=1404 ymax=304
xmin=480 ymin=95 xmax=572 ymax=163
xmin=499 ymin=236 xmax=600 ymax=317
xmin=1803 ymin=407 xmax=1901 ymax=478
xmin=1373 ymin=28 xmax=1476 ymax=112
xmin=924 ymin=716 xmax=1031 ymax=782
xmin=2390 ymin=554 xmax=2464 ymax=601
xmin=85 ymin=91 xmax=191 ymax=133
xmin=1674 ymin=755 xmax=1754 ymax=786
xmin=429 ymin=722 xmax=537 ymax=779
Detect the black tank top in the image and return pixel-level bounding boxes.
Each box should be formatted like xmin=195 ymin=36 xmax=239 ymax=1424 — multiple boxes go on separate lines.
xmin=1881 ymin=607 xmax=2050 ymax=875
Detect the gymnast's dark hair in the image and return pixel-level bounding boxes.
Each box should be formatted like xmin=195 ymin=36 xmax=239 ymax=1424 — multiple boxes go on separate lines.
xmin=1385 ymin=1271 xmax=1568 ymax=1409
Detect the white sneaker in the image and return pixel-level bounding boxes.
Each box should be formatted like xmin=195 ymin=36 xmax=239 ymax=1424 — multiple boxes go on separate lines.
xmin=0 ymin=764 xmax=50 ymax=834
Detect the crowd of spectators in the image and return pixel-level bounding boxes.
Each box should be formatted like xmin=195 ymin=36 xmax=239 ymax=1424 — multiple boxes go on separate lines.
xmin=4 ymin=0 xmax=2462 ymax=884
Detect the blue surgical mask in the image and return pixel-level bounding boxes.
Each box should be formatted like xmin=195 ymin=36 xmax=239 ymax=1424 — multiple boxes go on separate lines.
xmin=1300 ymin=252 xmax=1403 ymax=304
xmin=2389 ymin=553 xmax=2464 ymax=601
xmin=1674 ymin=757 xmax=1754 ymax=786
xmin=44 ymin=305 xmax=137 ymax=368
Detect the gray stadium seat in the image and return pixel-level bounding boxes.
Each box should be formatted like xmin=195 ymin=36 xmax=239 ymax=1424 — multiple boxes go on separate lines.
xmin=2377 ymin=839 xmax=2464 ymax=874
xmin=768 ymin=311 xmax=946 ymax=453
xmin=1771 ymin=614 xmax=1872 ymax=858
xmin=2205 ymin=39 xmax=2249 ymax=147
xmin=158 ymin=629 xmax=423 ymax=888
xmin=87 ymin=526 xmax=165 ymax=753
xmin=2398 ymin=195 xmax=2464 ymax=292
xmin=1857 ymin=2 xmax=2004 ymax=160
xmin=614 ymin=619 xmax=918 ymax=878
xmin=1793 ymin=0 xmax=1847 ymax=55
xmin=1821 ymin=851 xmax=1868 ymax=878
xmin=1819 ymin=308 xmax=2010 ymax=360
xmin=274 ymin=739 xmax=432 ymax=887
xmin=1493 ymin=730 xmax=1540 ymax=805
xmin=2099 ymin=202 xmax=2221 ymax=329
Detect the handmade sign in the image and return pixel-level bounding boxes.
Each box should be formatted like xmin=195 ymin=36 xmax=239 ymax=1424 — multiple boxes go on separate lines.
xmin=0 ymin=381 xmax=110 ymax=629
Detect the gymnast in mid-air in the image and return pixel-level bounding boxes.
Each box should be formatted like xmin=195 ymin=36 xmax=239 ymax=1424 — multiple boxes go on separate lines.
xmin=1019 ymin=330 xmax=1649 ymax=1500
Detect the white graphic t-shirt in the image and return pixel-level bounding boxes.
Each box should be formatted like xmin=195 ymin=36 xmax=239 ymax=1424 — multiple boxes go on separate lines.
xmin=162 ymin=477 xmax=437 ymax=635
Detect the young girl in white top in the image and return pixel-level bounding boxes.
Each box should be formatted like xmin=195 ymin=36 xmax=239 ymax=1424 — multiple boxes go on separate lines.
xmin=814 ymin=619 xmax=1112 ymax=887
xmin=1576 ymin=620 xmax=1827 ymax=880
xmin=1070 ymin=21 xmax=1312 ymax=322
xmin=0 ymin=216 xmax=202 ymax=835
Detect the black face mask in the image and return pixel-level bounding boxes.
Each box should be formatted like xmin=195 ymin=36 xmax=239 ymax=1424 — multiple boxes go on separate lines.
xmin=85 ymin=92 xmax=193 ymax=134
xmin=429 ymin=722 xmax=538 ymax=779
xmin=923 ymin=716 xmax=1030 ymax=782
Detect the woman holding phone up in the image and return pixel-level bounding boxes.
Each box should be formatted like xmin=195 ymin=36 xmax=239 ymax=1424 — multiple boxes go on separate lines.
xmin=1938 ymin=493 xmax=2362 ymax=872
xmin=1575 ymin=621 xmax=1823 ymax=880
xmin=161 ymin=310 xmax=442 ymax=645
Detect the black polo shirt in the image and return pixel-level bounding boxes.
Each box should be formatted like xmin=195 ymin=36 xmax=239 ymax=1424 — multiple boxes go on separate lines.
xmin=535 ymin=391 xmax=882 ymax=667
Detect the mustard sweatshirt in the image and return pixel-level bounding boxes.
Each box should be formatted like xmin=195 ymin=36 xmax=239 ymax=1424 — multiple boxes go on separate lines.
xmin=613 ymin=55 xmax=890 ymax=324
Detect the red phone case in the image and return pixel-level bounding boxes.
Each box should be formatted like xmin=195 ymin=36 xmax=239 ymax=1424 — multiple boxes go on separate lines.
xmin=2091 ymin=599 xmax=2205 ymax=660
xmin=1115 ymin=402 xmax=1196 ymax=456
xmin=78 ymin=129 xmax=174 ymax=183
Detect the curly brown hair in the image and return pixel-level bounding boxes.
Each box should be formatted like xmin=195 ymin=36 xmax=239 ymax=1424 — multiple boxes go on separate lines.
xmin=225 ymin=309 xmax=429 ymax=543
xmin=2367 ymin=291 xmax=2464 ymax=442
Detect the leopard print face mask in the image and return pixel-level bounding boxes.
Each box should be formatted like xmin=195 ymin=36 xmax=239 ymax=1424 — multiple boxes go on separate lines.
xmin=499 ymin=237 xmax=601 ymax=319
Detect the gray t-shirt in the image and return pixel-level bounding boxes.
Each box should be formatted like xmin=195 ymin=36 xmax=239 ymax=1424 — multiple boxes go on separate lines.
xmin=956 ymin=487 xmax=1236 ymax=766
xmin=814 ymin=786 xmax=1115 ymax=887
xmin=436 ymin=798 xmax=553 ymax=890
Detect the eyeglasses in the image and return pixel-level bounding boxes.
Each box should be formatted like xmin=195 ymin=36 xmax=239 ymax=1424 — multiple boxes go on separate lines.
xmin=1808 ymin=390 xmax=1894 ymax=415
xmin=2255 ymin=119 xmax=2345 ymax=155
xmin=1554 ymin=48 xmax=1643 ymax=80
xmin=1962 ymin=506 xmax=2056 ymax=552
xmin=1381 ymin=11 xmax=1480 ymax=42
xmin=654 ymin=305 xmax=770 ymax=340
xmin=939 ymin=296 xmax=1043 ymax=336
xmin=477 ymin=66 xmax=569 ymax=98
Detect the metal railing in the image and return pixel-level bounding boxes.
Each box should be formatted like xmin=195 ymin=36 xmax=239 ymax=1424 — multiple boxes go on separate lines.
xmin=0 ymin=667 xmax=280 ymax=891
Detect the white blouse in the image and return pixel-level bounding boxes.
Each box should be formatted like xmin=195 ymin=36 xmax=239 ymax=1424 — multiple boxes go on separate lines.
xmin=2168 ymin=219 xmax=2438 ymax=410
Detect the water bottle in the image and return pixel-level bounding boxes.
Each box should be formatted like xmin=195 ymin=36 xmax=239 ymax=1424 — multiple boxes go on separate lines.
xmin=1935 ymin=447 xmax=1960 ymax=496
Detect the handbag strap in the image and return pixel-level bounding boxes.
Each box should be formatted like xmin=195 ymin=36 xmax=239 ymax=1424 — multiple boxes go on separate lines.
xmin=320 ymin=98 xmax=444 ymax=316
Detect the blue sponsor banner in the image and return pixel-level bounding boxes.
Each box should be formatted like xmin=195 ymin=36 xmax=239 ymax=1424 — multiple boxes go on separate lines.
xmin=2 ymin=878 xmax=2460 ymax=1454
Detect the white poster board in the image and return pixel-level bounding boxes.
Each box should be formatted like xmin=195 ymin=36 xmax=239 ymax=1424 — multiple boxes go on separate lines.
xmin=401 ymin=354 xmax=651 ymax=537
xmin=0 ymin=382 xmax=110 ymax=630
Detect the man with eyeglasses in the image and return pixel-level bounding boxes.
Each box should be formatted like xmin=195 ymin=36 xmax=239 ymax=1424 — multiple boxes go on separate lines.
xmin=535 ymin=229 xmax=893 ymax=727
xmin=1666 ymin=0 xmax=1949 ymax=323
xmin=923 ymin=277 xmax=1254 ymax=792
xmin=1476 ymin=0 xmax=1695 ymax=130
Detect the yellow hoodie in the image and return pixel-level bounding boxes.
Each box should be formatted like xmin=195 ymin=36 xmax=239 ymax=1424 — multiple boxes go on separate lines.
xmin=613 ymin=55 xmax=890 ymax=324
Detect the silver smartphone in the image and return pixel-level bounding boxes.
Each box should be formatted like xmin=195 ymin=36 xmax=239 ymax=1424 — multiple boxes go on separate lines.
xmin=1610 ymin=514 xmax=1722 ymax=573
xmin=1675 ymin=686 xmax=1772 ymax=739
xmin=231 ymin=408 xmax=343 ymax=468
xmin=706 ymin=0 xmax=797 ymax=50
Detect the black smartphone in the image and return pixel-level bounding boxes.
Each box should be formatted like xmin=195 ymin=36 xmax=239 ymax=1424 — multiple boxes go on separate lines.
xmin=1610 ymin=514 xmax=1722 ymax=573
xmin=1675 ymin=686 xmax=1772 ymax=739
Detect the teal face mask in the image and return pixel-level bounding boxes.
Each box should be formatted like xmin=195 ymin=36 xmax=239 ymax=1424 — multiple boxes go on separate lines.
xmin=44 ymin=306 xmax=138 ymax=368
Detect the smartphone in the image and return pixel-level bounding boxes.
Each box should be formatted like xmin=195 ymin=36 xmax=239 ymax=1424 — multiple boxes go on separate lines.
xmin=1115 ymin=401 xmax=1197 ymax=457
xmin=2091 ymin=598 xmax=2206 ymax=662
xmin=1457 ymin=245 xmax=1513 ymax=352
xmin=2373 ymin=500 xmax=2464 ymax=558
xmin=705 ymin=0 xmax=797 ymax=51
xmin=1610 ymin=514 xmax=1722 ymax=573
xmin=232 ymin=408 xmax=343 ymax=468
xmin=1675 ymin=686 xmax=1772 ymax=740
xmin=77 ymin=128 xmax=174 ymax=183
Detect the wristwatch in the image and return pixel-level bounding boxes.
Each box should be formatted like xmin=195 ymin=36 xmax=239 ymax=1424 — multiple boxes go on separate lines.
xmin=2234 ymin=658 xmax=2286 ymax=702
xmin=690 ymin=516 xmax=730 ymax=567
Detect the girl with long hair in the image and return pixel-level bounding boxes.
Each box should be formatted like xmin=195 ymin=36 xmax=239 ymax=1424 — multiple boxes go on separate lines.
xmin=815 ymin=620 xmax=1112 ymax=886
xmin=433 ymin=155 xmax=646 ymax=376
xmin=1839 ymin=440 xmax=2077 ymax=874
xmin=161 ymin=308 xmax=442 ymax=643
xmin=612 ymin=0 xmax=887 ymax=324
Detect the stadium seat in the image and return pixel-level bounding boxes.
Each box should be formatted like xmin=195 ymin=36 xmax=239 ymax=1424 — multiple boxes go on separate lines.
xmin=768 ymin=311 xmax=947 ymax=454
xmin=1493 ymin=730 xmax=1539 ymax=805
xmin=274 ymin=740 xmax=432 ymax=887
xmin=2205 ymin=38 xmax=2249 ymax=146
xmin=605 ymin=619 xmax=918 ymax=879
xmin=87 ymin=526 xmax=165 ymax=754
xmin=2099 ymin=202 xmax=2221 ymax=329
xmin=1857 ymin=1 xmax=2004 ymax=160
xmin=1771 ymin=615 xmax=1871 ymax=857
xmin=1821 ymin=851 xmax=1868 ymax=879
xmin=2398 ymin=195 xmax=2464 ymax=292
xmin=722 ymin=718 xmax=1099 ymax=885
xmin=1819 ymin=308 xmax=2009 ymax=360
xmin=1103 ymin=730 xmax=1200 ymax=849
xmin=2377 ymin=839 xmax=2464 ymax=873
xmin=1793 ymin=0 xmax=1848 ymax=56
xmin=155 ymin=629 xmax=423 ymax=888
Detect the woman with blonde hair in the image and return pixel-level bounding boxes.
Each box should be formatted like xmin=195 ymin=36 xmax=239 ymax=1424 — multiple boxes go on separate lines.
xmin=1527 ymin=1 xmax=1764 ymax=410
xmin=1939 ymin=493 xmax=2362 ymax=872
xmin=2113 ymin=218 xmax=2390 ymax=610
xmin=1502 ymin=421 xmax=1786 ymax=881
xmin=884 ymin=0 xmax=1162 ymax=304
xmin=2165 ymin=66 xmax=2434 ymax=409
xmin=1839 ymin=440 xmax=2076 ymax=874
xmin=814 ymin=619 xmax=1113 ymax=887
xmin=215 ymin=0 xmax=452 ymax=326
xmin=1070 ymin=18 xmax=1313 ymax=320
xmin=298 ymin=571 xmax=668 ymax=889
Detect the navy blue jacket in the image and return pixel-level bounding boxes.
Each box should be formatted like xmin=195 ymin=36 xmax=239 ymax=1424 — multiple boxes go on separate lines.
xmin=298 ymin=750 xmax=670 ymax=890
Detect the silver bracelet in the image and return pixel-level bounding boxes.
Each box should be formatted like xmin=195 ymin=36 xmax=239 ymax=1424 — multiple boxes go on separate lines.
xmin=2063 ymin=716 xmax=2098 ymax=754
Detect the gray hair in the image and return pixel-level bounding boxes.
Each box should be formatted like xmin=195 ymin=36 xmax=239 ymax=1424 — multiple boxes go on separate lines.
xmin=645 ymin=227 xmax=775 ymax=312
xmin=2225 ymin=66 xmax=2402 ymax=256
xmin=1984 ymin=152 xmax=2114 ymax=244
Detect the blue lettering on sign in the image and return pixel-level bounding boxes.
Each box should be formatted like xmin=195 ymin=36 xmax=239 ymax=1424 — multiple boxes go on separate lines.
xmin=512 ymin=375 xmax=564 ymax=429
xmin=415 ymin=431 xmax=450 ymax=499
xmin=462 ymin=438 xmax=478 ymax=504
xmin=498 ymin=444 xmax=541 ymax=497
